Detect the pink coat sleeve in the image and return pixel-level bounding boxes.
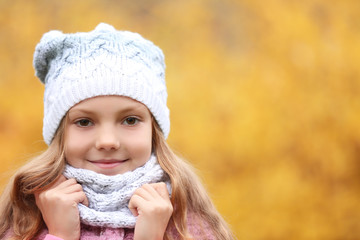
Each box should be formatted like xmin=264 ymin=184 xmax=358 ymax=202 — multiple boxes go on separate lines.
xmin=44 ymin=234 xmax=64 ymax=240
xmin=2 ymin=230 xmax=64 ymax=240
xmin=168 ymin=212 xmax=216 ymax=239
xmin=187 ymin=213 xmax=216 ymax=239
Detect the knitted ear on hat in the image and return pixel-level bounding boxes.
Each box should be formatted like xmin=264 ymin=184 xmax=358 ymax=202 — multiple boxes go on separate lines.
xmin=34 ymin=30 xmax=66 ymax=83
xmin=33 ymin=23 xmax=170 ymax=145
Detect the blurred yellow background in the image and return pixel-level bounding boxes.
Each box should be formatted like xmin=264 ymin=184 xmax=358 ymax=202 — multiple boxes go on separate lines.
xmin=1 ymin=0 xmax=359 ymax=239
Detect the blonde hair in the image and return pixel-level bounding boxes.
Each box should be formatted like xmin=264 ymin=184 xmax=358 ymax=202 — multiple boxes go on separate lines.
xmin=0 ymin=118 xmax=235 ymax=240
xmin=152 ymin=121 xmax=235 ymax=240
xmin=0 ymin=119 xmax=66 ymax=240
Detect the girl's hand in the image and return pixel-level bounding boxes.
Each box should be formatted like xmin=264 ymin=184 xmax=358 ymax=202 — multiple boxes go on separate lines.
xmin=129 ymin=183 xmax=173 ymax=240
xmin=34 ymin=175 xmax=88 ymax=240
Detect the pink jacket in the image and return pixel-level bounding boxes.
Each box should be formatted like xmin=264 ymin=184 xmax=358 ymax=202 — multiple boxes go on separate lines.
xmin=40 ymin=226 xmax=134 ymax=240
xmin=5 ymin=213 xmax=215 ymax=239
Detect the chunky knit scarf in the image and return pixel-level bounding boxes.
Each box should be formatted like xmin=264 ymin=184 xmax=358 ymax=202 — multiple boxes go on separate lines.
xmin=63 ymin=155 xmax=171 ymax=228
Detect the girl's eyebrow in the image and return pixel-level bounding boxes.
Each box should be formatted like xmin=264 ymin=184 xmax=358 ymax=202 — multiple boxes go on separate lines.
xmin=67 ymin=108 xmax=95 ymax=118
xmin=68 ymin=108 xmax=92 ymax=114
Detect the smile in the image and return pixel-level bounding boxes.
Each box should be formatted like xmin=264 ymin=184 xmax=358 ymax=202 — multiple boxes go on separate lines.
xmin=88 ymin=159 xmax=128 ymax=169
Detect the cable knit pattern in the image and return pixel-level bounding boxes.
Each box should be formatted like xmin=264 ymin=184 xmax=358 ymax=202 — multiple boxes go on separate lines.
xmin=33 ymin=23 xmax=169 ymax=145
xmin=63 ymin=155 xmax=171 ymax=228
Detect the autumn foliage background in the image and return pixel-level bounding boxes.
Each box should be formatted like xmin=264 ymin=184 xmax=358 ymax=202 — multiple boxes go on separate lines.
xmin=0 ymin=0 xmax=359 ymax=239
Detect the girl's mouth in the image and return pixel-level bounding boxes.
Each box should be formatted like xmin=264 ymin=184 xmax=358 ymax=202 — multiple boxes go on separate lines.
xmin=89 ymin=159 xmax=128 ymax=169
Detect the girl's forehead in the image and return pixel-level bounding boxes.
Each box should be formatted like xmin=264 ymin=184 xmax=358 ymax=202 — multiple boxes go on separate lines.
xmin=69 ymin=95 xmax=150 ymax=115
xmin=73 ymin=95 xmax=145 ymax=108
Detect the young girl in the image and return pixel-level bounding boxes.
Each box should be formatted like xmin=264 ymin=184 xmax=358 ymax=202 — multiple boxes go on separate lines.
xmin=0 ymin=23 xmax=235 ymax=240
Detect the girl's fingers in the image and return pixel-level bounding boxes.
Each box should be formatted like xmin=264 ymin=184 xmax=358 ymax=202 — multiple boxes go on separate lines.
xmin=128 ymin=194 xmax=146 ymax=216
xmin=60 ymin=182 xmax=84 ymax=194
xmin=54 ymin=180 xmax=89 ymax=206
xmin=54 ymin=175 xmax=68 ymax=185
xmin=55 ymin=178 xmax=78 ymax=190
xmin=34 ymin=176 xmax=68 ymax=205
xmin=42 ymin=175 xmax=67 ymax=191
xmin=72 ymin=191 xmax=89 ymax=206
xmin=150 ymin=182 xmax=170 ymax=199
xmin=35 ymin=176 xmax=88 ymax=206
xmin=39 ymin=180 xmax=83 ymax=198
xmin=129 ymin=183 xmax=172 ymax=217
xmin=130 ymin=183 xmax=173 ymax=240
xmin=133 ymin=185 xmax=155 ymax=201
xmin=137 ymin=183 xmax=169 ymax=200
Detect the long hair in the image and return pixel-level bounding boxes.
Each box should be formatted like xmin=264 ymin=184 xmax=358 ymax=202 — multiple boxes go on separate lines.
xmin=152 ymin=121 xmax=235 ymax=240
xmin=0 ymin=119 xmax=66 ymax=240
xmin=0 ymin=117 xmax=235 ymax=240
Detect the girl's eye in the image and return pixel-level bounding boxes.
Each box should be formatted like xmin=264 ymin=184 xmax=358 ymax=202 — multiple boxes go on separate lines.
xmin=123 ymin=117 xmax=139 ymax=126
xmin=75 ymin=119 xmax=93 ymax=127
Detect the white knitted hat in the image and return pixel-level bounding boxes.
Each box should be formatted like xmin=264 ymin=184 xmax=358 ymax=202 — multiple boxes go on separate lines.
xmin=33 ymin=23 xmax=169 ymax=145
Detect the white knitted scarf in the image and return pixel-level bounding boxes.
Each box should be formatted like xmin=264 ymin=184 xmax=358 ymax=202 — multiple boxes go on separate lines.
xmin=63 ymin=155 xmax=171 ymax=228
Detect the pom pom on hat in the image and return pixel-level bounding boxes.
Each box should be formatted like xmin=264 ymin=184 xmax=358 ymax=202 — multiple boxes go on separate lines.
xmin=33 ymin=23 xmax=169 ymax=145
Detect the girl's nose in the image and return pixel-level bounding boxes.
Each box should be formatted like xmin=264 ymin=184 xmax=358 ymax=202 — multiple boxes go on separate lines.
xmin=95 ymin=126 xmax=121 ymax=151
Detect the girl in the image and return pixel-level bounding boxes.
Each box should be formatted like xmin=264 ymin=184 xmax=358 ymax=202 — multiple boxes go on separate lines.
xmin=0 ymin=23 xmax=235 ymax=240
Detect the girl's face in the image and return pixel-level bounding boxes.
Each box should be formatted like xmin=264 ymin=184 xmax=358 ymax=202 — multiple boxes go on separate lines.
xmin=64 ymin=96 xmax=153 ymax=175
